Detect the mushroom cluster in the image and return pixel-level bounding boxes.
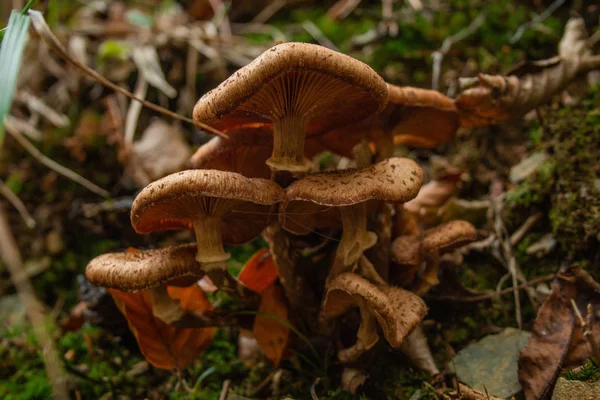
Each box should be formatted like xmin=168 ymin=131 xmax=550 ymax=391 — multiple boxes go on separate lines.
xmin=86 ymin=42 xmax=476 ymax=381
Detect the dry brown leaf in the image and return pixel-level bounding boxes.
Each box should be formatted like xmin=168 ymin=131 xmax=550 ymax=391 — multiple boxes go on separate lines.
xmin=518 ymin=266 xmax=600 ymax=400
xmin=253 ymin=284 xmax=290 ymax=366
xmin=237 ymin=248 xmax=278 ymax=294
xmin=456 ymin=17 xmax=600 ymax=127
xmin=109 ymin=285 xmax=215 ymax=370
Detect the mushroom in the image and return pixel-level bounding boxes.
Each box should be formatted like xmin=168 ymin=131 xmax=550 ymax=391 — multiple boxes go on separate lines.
xmin=190 ymin=123 xmax=326 ymax=179
xmin=86 ymin=244 xmax=208 ymax=326
xmin=320 ymin=272 xmax=428 ymax=362
xmin=193 ymin=42 xmax=388 ymax=178
xmin=130 ymin=169 xmax=285 ymax=297
xmin=390 ymin=220 xmax=477 ymax=294
xmin=280 ymin=157 xmax=423 ymax=280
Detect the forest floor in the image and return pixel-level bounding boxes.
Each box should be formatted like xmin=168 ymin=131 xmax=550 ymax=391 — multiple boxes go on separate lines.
xmin=1 ymin=1 xmax=600 ymax=399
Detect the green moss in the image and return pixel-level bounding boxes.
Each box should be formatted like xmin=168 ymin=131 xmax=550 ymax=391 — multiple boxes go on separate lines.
xmin=564 ymin=359 xmax=600 ymax=382
xmin=505 ymin=160 xmax=556 ymax=209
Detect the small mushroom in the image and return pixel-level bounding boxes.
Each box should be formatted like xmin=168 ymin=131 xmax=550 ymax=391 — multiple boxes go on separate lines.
xmin=320 ymin=272 xmax=428 ymax=362
xmin=280 ymin=157 xmax=423 ymax=280
xmin=390 ymin=220 xmax=477 ymax=294
xmin=193 ymin=42 xmax=388 ymax=176
xmin=130 ymin=169 xmax=285 ymax=297
xmin=85 ymin=244 xmax=204 ymax=325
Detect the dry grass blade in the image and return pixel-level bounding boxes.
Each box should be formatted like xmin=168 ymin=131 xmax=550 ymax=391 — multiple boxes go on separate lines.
xmin=5 ymin=123 xmax=110 ymax=197
xmin=0 ymin=205 xmax=70 ymax=399
xmin=27 ymin=10 xmax=228 ymax=140
xmin=0 ymin=180 xmax=35 ymax=228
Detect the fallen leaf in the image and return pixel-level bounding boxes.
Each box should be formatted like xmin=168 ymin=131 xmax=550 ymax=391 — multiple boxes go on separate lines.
xmin=109 ymin=285 xmax=215 ymax=370
xmin=518 ymin=266 xmax=600 ymax=400
xmin=453 ymin=328 xmax=531 ymax=398
xmin=456 ymin=18 xmax=600 ymax=127
xmin=238 ymin=249 xmax=278 ymax=294
xmin=252 ymin=284 xmax=290 ymax=365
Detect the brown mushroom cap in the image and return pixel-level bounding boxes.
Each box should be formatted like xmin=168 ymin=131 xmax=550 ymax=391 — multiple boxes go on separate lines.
xmin=422 ymin=220 xmax=477 ymax=253
xmin=321 ymin=273 xmax=427 ymax=348
xmin=280 ymin=157 xmax=423 ymax=235
xmin=193 ymin=42 xmax=387 ymax=133
xmin=193 ymin=42 xmax=387 ymax=173
xmin=85 ymin=244 xmax=202 ymax=292
xmin=284 ymin=157 xmax=423 ymax=207
xmin=131 ymin=169 xmax=284 ymax=244
xmin=390 ymin=235 xmax=422 ymax=267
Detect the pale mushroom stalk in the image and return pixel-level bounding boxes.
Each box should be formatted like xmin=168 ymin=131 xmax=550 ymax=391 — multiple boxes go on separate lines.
xmin=329 ymin=203 xmax=377 ymax=280
xmin=148 ymin=286 xmax=187 ymax=325
xmin=269 ymin=114 xmax=311 ymax=174
xmin=337 ymin=300 xmax=379 ymax=363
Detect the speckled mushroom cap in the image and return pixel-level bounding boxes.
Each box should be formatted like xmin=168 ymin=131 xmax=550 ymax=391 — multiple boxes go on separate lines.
xmin=422 ymin=220 xmax=477 ymax=253
xmin=192 ymin=42 xmax=388 ymax=135
xmin=131 ymin=170 xmax=284 ymax=244
xmin=279 ymin=158 xmax=424 ymax=234
xmin=85 ymin=244 xmax=202 ymax=292
xmin=390 ymin=235 xmax=422 ymax=267
xmin=384 ymin=84 xmax=459 ymax=148
xmin=320 ymin=273 xmax=428 ymax=348
xmin=190 ymin=123 xmax=326 ymax=179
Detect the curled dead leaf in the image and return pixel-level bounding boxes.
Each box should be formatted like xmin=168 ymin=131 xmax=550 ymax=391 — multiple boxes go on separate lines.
xmin=109 ymin=285 xmax=215 ymax=370
xmin=238 ymin=248 xmax=278 ymax=294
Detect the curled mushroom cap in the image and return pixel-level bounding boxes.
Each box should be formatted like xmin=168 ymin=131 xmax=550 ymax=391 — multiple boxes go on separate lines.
xmin=131 ymin=169 xmax=284 ymax=244
xmin=193 ymin=42 xmax=387 ymax=173
xmin=85 ymin=244 xmax=202 ymax=292
xmin=321 ymin=273 xmax=427 ymax=358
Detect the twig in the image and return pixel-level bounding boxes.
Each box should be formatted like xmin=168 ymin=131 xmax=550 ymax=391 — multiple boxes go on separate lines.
xmin=571 ymin=301 xmax=600 ymax=364
xmin=510 ymin=212 xmax=543 ymax=246
xmin=0 ymin=181 xmax=35 ymax=228
xmin=431 ymin=12 xmax=486 ymax=91
xmin=247 ymin=369 xmax=278 ymax=397
xmin=430 ymin=273 xmax=555 ymax=303
xmin=27 ymin=11 xmax=228 ymax=139
xmin=5 ymin=123 xmax=110 ymax=197
xmin=509 ymin=0 xmax=566 ymax=44
xmin=5 ymin=114 xmax=42 ymax=141
xmin=253 ymin=0 xmax=286 ymax=23
xmin=0 ymin=205 xmax=70 ymax=399
xmin=218 ymin=379 xmax=230 ymax=400
xmin=311 ymin=377 xmax=321 ymax=400
xmin=15 ymin=90 xmax=69 ymax=127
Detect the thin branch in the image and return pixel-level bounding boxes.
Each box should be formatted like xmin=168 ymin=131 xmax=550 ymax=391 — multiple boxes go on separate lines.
xmin=0 ymin=181 xmax=35 ymax=228
xmin=510 ymin=212 xmax=543 ymax=246
xmin=5 ymin=123 xmax=110 ymax=197
xmin=571 ymin=300 xmax=600 ymax=364
xmin=218 ymin=379 xmax=230 ymax=400
xmin=0 ymin=205 xmax=70 ymax=399
xmin=27 ymin=11 xmax=228 ymax=139
xmin=302 ymin=20 xmax=339 ymax=51
xmin=509 ymin=0 xmax=566 ymax=44
xmin=431 ymin=12 xmax=486 ymax=90
xmin=124 ymin=72 xmax=148 ymax=147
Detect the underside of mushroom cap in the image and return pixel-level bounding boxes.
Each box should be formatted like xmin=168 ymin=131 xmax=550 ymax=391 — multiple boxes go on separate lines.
xmin=193 ymin=42 xmax=388 ymax=134
xmin=131 ymin=169 xmax=284 ymax=244
xmin=282 ymin=157 xmax=424 ymax=207
xmin=85 ymin=244 xmax=202 ymax=292
xmin=422 ymin=220 xmax=477 ymax=253
xmin=190 ymin=123 xmax=327 ymax=179
xmin=321 ymin=273 xmax=428 ymax=348
xmin=384 ymin=84 xmax=459 ymax=148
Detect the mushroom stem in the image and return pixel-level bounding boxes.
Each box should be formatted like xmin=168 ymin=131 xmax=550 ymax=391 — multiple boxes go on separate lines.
xmin=193 ymin=217 xmax=257 ymax=302
xmin=267 ymin=115 xmax=312 ymax=174
xmin=329 ymin=203 xmax=377 ymax=280
xmin=148 ymin=286 xmax=186 ymax=325
xmin=193 ymin=216 xmax=230 ymax=268
xmin=338 ymin=300 xmax=379 ymax=363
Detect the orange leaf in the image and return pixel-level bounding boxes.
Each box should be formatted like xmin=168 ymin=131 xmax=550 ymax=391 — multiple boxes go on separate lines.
xmin=253 ymin=284 xmax=289 ymax=365
xmin=109 ymin=285 xmax=215 ymax=370
xmin=238 ymin=249 xmax=278 ymax=294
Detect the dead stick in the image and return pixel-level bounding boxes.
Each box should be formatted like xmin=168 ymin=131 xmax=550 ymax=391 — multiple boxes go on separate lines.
xmin=571 ymin=300 xmax=600 ymax=364
xmin=0 ymin=205 xmax=70 ymax=399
